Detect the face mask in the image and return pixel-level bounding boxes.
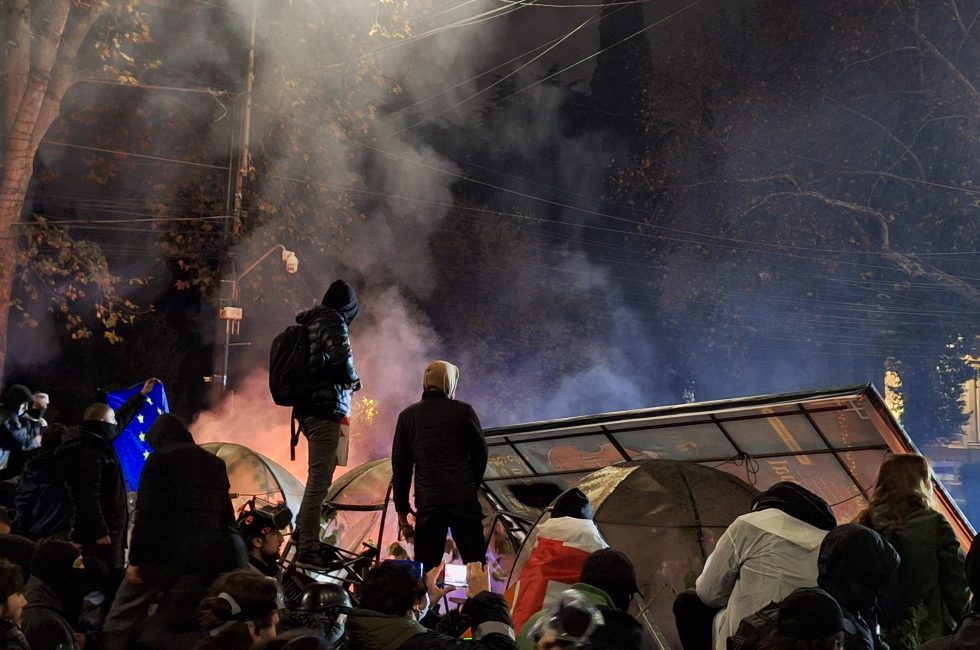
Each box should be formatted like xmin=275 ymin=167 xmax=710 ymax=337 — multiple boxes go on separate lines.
xmin=89 ymin=421 xmax=118 ymax=439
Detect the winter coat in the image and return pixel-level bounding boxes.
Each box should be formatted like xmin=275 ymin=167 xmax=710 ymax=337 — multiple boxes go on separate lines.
xmin=391 ymin=391 xmax=487 ymax=514
xmin=345 ymin=591 xmax=515 ymax=650
xmin=15 ymin=450 xmax=72 ymax=540
xmin=859 ymin=505 xmax=968 ymax=650
xmin=696 ymin=508 xmax=828 ymax=650
xmin=21 ymin=576 xmax=78 ymax=650
xmin=295 ymin=305 xmax=359 ymax=420
xmin=59 ymin=392 xmax=145 ymax=566
xmin=516 ymin=583 xmax=644 ymax=650
xmin=0 ymin=619 xmax=30 ymax=650
xmin=0 ymin=410 xmax=34 ymax=480
xmin=919 ymin=615 xmax=980 ymax=650
xmin=128 ymin=415 xmax=243 ymax=576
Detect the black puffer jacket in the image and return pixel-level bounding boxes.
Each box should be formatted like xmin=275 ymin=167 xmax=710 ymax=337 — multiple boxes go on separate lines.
xmin=128 ymin=414 xmax=244 ymax=575
xmin=295 ymin=280 xmax=360 ymax=420
xmin=392 ymin=392 xmax=487 ymax=514
xmin=21 ymin=576 xmax=78 ymax=650
xmin=15 ymin=449 xmax=72 ymax=539
xmin=60 ymin=392 xmax=146 ymax=566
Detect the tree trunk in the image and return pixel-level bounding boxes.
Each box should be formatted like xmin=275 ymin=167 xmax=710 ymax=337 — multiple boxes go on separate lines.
xmin=0 ymin=0 xmax=103 ymax=379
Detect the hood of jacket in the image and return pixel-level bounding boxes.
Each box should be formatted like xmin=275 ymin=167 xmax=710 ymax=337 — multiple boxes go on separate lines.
xmin=818 ymin=523 xmax=900 ymax=612
xmin=346 ymin=608 xmax=426 ymax=650
xmin=739 ymin=508 xmax=828 ymax=550
xmin=751 ymin=481 xmax=837 ymax=531
xmin=23 ymin=576 xmax=68 ymax=616
xmin=320 ymin=279 xmax=358 ymax=324
xmin=146 ymin=414 xmax=194 ymax=450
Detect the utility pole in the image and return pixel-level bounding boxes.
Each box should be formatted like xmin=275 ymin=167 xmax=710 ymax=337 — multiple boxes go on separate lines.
xmin=210 ymin=0 xmax=258 ymax=402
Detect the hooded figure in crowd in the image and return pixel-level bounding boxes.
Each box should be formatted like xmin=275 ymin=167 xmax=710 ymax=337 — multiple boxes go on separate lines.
xmin=392 ymin=360 xmax=488 ymax=571
xmin=101 ymin=413 xmax=245 ymax=650
xmin=0 ymin=385 xmax=36 ymax=481
xmin=293 ymin=279 xmax=362 ymax=569
xmin=676 ymin=481 xmax=837 ymax=650
xmin=818 ymin=524 xmax=900 ymax=650
xmin=21 ymin=541 xmax=85 ymax=650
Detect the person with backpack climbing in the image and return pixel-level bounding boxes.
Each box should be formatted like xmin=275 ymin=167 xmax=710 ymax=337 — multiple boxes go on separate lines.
xmin=854 ymin=454 xmax=968 ymax=650
xmin=288 ymin=280 xmax=362 ymax=569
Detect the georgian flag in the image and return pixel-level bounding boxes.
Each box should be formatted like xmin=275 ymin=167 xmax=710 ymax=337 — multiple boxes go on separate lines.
xmin=509 ymin=516 xmax=608 ymax=630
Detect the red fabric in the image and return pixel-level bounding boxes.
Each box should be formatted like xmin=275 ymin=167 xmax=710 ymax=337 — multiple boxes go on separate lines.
xmin=510 ymin=537 xmax=592 ymax=630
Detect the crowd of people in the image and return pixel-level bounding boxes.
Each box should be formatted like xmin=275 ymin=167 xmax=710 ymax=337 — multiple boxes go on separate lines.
xmin=0 ymin=279 xmax=973 ymax=649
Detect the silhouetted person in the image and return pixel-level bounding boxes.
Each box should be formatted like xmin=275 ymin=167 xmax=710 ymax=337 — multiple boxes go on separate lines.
xmin=392 ymin=360 xmax=488 ymax=572
xmin=61 ymin=379 xmax=157 ymax=571
xmin=15 ymin=424 xmax=72 ymax=541
xmin=293 ymin=280 xmax=362 ymax=569
xmin=22 ymin=541 xmax=85 ymax=650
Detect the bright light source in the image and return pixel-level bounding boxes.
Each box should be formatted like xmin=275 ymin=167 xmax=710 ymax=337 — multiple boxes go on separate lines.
xmin=282 ymin=249 xmax=299 ymax=274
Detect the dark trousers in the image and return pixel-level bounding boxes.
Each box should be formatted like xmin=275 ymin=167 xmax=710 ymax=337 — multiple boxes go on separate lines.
xmin=673 ymin=589 xmax=721 ymax=650
xmin=412 ymin=501 xmax=485 ymax=572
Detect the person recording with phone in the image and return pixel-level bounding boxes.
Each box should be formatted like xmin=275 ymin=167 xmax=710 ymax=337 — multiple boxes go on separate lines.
xmin=345 ymin=560 xmax=516 ymax=649
xmin=392 ymin=360 xmax=488 ymax=573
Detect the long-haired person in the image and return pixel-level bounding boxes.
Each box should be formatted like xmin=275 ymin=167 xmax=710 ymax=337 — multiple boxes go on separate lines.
xmin=854 ymin=454 xmax=968 ymax=650
xmin=0 ymin=560 xmax=28 ymax=650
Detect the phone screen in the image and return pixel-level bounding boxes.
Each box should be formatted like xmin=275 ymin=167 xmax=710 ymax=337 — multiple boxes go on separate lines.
xmin=444 ymin=564 xmax=468 ymax=587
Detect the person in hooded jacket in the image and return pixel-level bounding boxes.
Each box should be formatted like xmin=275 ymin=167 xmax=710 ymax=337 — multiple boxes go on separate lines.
xmin=101 ymin=413 xmax=246 ymax=650
xmin=675 ymin=481 xmax=837 ymax=650
xmin=854 ymin=454 xmax=968 ymax=650
xmin=21 ymin=541 xmax=85 ymax=650
xmin=293 ymin=279 xmax=362 ymax=569
xmin=345 ymin=560 xmax=515 ymax=650
xmin=14 ymin=424 xmax=72 ymax=542
xmin=0 ymin=560 xmax=28 ymax=650
xmin=392 ymin=360 xmax=488 ymax=573
xmin=817 ymin=524 xmax=900 ymax=650
xmin=0 ymin=385 xmax=36 ymax=483
xmin=60 ymin=378 xmax=158 ymax=570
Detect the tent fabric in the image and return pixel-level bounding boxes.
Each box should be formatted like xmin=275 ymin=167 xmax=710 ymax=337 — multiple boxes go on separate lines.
xmin=201 ymin=442 xmax=305 ymax=521
xmin=507 ymin=459 xmax=759 ymax=649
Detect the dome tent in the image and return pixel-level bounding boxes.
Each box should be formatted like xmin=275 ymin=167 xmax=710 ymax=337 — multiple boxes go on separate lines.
xmin=202 ymin=442 xmax=305 ymax=521
xmin=321 ymin=458 xmax=522 ymax=588
xmin=508 ymin=459 xmax=758 ymax=649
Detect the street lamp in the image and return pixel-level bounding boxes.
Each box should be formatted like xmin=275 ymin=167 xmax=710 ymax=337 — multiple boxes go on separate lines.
xmin=214 ymin=244 xmax=299 ymax=391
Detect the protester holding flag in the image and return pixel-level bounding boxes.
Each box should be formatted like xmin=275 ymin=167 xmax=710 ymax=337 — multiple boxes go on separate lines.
xmin=61 ymin=378 xmax=158 ymax=571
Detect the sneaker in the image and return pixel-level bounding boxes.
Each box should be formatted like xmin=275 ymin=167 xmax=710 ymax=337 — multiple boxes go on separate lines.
xmin=293 ymin=542 xmax=341 ymax=570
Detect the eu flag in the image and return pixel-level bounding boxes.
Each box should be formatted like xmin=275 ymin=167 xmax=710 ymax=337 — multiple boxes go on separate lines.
xmin=107 ymin=381 xmax=170 ymax=491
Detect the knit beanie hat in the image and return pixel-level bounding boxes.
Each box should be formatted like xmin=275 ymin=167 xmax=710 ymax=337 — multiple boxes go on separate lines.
xmin=580 ymin=548 xmax=639 ymax=611
xmin=0 ymin=385 xmax=32 ymax=410
xmin=423 ymin=360 xmax=459 ymax=397
xmin=777 ymin=588 xmax=844 ymax=640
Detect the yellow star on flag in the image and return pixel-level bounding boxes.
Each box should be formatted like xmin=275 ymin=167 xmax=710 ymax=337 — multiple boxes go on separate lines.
xmin=137 ymin=414 xmax=144 ymax=424
xmin=143 ymin=450 xmax=150 ymax=459
xmin=146 ymin=396 xmax=153 ymax=405
xmin=157 ymin=408 xmax=163 ymax=415
xmin=139 ymin=433 xmax=145 ymax=442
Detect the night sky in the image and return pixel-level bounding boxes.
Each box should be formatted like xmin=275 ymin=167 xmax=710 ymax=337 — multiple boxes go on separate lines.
xmin=6 ymin=0 xmax=979 ymax=470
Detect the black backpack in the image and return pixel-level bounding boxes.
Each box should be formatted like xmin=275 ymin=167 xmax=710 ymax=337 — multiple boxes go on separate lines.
xmin=269 ymin=325 xmax=310 ymax=460
xmin=727 ymin=601 xmax=779 ymax=650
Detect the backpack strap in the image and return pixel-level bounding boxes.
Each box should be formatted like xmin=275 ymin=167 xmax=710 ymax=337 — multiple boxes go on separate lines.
xmin=290 ymin=408 xmax=304 ymax=461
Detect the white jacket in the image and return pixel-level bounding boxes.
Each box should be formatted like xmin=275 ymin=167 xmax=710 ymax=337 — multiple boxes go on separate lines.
xmin=695 ymin=508 xmax=828 ymax=650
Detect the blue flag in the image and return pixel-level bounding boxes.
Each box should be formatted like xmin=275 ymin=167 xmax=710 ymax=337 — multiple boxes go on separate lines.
xmin=107 ymin=382 xmax=170 ymax=491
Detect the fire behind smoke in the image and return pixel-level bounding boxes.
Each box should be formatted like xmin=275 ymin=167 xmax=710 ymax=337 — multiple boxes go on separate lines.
xmin=191 ymin=369 xmax=390 ymax=486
